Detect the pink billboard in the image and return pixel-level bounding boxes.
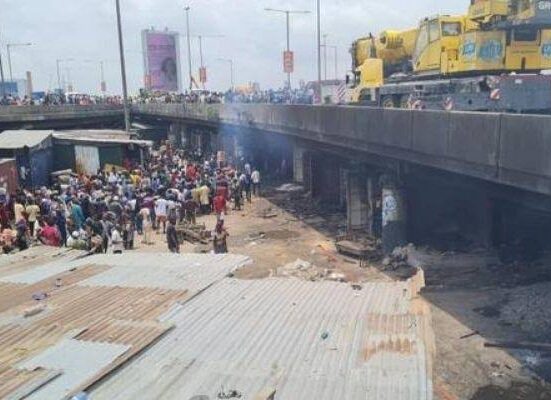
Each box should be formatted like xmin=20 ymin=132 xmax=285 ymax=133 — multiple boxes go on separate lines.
xmin=142 ymin=30 xmax=181 ymax=92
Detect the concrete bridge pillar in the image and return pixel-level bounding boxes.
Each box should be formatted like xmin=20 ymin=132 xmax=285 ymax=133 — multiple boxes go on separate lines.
xmin=293 ymin=145 xmax=305 ymax=183
xmin=381 ymin=175 xmax=408 ymax=254
xmin=168 ymin=123 xmax=180 ymax=147
xmin=179 ymin=124 xmax=192 ymax=149
xmin=346 ymin=173 xmax=369 ymax=232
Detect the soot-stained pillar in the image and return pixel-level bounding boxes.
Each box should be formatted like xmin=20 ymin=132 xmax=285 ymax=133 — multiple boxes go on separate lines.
xmin=346 ymin=172 xmax=369 ymax=231
xmin=293 ymin=145 xmax=305 ymax=183
xmin=381 ymin=175 xmax=408 ymax=254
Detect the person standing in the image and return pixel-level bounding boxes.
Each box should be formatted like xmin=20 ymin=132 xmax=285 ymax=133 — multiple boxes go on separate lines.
xmin=251 ymin=168 xmax=261 ymax=197
xmin=166 ymin=217 xmax=180 ymax=253
xmin=139 ymin=205 xmax=153 ymax=245
xmin=111 ymin=225 xmax=123 ymax=254
xmin=213 ymin=193 xmax=227 ymax=222
xmin=154 ymin=196 xmax=168 ymax=234
xmin=14 ymin=200 xmax=24 ymax=226
xmin=212 ymin=220 xmax=229 ymax=254
xmin=26 ymin=200 xmax=40 ymax=237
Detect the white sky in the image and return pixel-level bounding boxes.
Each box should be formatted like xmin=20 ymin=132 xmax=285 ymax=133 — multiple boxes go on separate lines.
xmin=0 ymin=0 xmax=466 ymax=94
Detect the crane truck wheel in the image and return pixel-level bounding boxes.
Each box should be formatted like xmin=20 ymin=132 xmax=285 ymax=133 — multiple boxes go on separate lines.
xmin=381 ymin=95 xmax=397 ymax=108
xmin=399 ymin=96 xmax=411 ymax=109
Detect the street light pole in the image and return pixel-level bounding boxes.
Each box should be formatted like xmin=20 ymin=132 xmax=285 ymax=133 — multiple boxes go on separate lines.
xmin=100 ymin=60 xmax=106 ymax=93
xmin=185 ymin=6 xmax=193 ymax=91
xmin=316 ymin=0 xmax=321 ymax=86
xmin=115 ymin=0 xmax=131 ymax=133
xmin=323 ymin=34 xmax=328 ymax=81
xmin=285 ymin=11 xmax=290 ymax=89
xmin=321 ymin=44 xmax=338 ymax=80
xmin=56 ymin=58 xmax=74 ymax=92
xmin=7 ymin=43 xmax=32 ymax=82
xmin=265 ymin=7 xmax=310 ymax=90
xmin=0 ymin=32 xmax=6 ymax=98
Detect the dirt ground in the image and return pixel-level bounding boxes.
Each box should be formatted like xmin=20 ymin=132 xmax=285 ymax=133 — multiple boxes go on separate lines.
xmin=130 ymin=183 xmax=551 ymax=400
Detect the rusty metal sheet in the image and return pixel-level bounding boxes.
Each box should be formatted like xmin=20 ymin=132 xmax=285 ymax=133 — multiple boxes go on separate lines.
xmin=74 ymin=145 xmax=100 ymax=175
xmin=0 ymin=368 xmax=61 ymax=400
xmin=0 ymin=264 xmax=109 ymax=314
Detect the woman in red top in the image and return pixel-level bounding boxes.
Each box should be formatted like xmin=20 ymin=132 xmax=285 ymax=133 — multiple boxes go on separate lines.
xmin=39 ymin=220 xmax=61 ymax=247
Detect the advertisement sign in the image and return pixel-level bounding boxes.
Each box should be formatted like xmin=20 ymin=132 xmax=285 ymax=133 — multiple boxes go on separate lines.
xmin=142 ymin=30 xmax=181 ymax=92
xmin=283 ymin=50 xmax=294 ymax=73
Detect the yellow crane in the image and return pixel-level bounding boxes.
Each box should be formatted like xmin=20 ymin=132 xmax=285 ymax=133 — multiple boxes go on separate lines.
xmin=349 ymin=0 xmax=551 ymax=112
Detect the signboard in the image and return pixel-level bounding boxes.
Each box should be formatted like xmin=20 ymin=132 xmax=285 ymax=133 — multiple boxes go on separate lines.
xmin=283 ymin=50 xmax=294 ymax=73
xmin=199 ymin=67 xmax=207 ymax=84
xmin=142 ymin=30 xmax=181 ymax=92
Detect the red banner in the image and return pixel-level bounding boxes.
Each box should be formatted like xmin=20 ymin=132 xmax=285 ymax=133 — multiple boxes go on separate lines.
xmin=283 ymin=51 xmax=294 ymax=73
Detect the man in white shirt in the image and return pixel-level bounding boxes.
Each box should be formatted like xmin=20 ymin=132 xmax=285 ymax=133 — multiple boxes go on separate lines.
xmin=154 ymin=197 xmax=168 ymax=234
xmin=251 ymin=169 xmax=261 ymax=196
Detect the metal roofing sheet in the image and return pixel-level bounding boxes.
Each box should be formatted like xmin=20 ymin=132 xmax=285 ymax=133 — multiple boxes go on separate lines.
xmin=73 ymin=253 xmax=251 ymax=291
xmin=0 ymin=130 xmax=53 ymax=149
xmin=91 ymin=276 xmax=433 ymax=400
xmin=0 ymin=247 xmax=85 ymax=279
xmin=18 ymin=338 xmax=130 ymax=400
xmin=0 ymin=368 xmax=61 ymax=400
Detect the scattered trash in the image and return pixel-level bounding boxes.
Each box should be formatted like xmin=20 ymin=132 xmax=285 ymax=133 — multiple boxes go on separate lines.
xmin=32 ymin=292 xmax=48 ymax=301
xmin=321 ymin=331 xmax=329 ymax=340
xmin=351 ymin=284 xmax=363 ymax=291
xmin=327 ymin=272 xmax=346 ymax=282
xmin=276 ymin=183 xmax=304 ymax=192
xmin=71 ymin=393 xmax=89 ymax=400
xmin=24 ymin=304 xmax=46 ymax=318
xmin=276 ymin=259 xmax=328 ymax=281
xmin=459 ymin=330 xmax=480 ymax=339
xmin=217 ymin=389 xmax=242 ymax=399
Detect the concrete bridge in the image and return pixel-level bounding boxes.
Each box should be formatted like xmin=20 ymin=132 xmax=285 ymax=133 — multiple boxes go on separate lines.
xmin=132 ymin=103 xmax=551 ymax=198
xmin=2 ymin=102 xmax=551 ymax=250
xmin=0 ymin=104 xmax=124 ymax=130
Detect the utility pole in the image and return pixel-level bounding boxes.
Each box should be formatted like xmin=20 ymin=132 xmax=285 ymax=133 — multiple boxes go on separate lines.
xmin=185 ymin=6 xmax=193 ymax=91
xmin=7 ymin=43 xmax=32 ymax=82
xmin=188 ymin=34 xmax=224 ymax=89
xmin=265 ymin=7 xmax=310 ymax=90
xmin=115 ymin=0 xmax=131 ymax=133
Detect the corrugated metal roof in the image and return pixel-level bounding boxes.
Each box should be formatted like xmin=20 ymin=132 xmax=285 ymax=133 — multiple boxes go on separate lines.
xmin=0 ymin=252 xmax=252 ymax=399
xmin=91 ymin=276 xmax=434 ymax=400
xmin=19 ymin=339 xmax=130 ymax=400
xmin=53 ymin=131 xmax=152 ymax=147
xmin=73 ymin=253 xmax=251 ymax=291
xmin=0 ymin=368 xmax=61 ymax=400
xmin=0 ymin=130 xmax=53 ymax=149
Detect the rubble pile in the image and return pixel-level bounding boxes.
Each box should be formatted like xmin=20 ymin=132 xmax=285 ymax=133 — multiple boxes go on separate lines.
xmin=500 ymin=282 xmax=551 ymax=340
xmin=275 ymin=259 xmax=328 ymax=281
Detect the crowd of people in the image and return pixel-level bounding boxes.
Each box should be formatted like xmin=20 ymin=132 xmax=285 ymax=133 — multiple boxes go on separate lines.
xmin=1 ymin=84 xmax=315 ymax=107
xmin=0 ymin=92 xmax=125 ymax=106
xmin=0 ymin=144 xmax=261 ymax=256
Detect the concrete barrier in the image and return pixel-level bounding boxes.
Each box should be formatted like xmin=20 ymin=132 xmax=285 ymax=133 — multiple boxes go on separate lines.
xmin=411 ymin=110 xmax=449 ymax=156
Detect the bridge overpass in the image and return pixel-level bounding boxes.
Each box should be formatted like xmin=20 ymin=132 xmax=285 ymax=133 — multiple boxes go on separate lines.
xmin=132 ymin=103 xmax=551 ymax=199
xmin=2 ymin=103 xmax=550 ymax=251
xmin=0 ymin=104 xmax=124 ymax=130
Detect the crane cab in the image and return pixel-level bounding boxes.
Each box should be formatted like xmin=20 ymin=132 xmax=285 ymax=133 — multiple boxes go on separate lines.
xmin=412 ymin=16 xmax=465 ymax=75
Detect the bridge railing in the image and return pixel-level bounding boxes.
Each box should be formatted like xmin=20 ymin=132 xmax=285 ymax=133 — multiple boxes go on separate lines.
xmin=0 ymin=104 xmax=123 ymax=116
xmin=133 ymin=103 xmax=551 ymax=196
